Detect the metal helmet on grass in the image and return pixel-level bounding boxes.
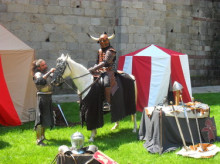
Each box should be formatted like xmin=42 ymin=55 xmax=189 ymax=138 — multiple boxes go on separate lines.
xmin=71 ymin=132 xmax=84 ymax=149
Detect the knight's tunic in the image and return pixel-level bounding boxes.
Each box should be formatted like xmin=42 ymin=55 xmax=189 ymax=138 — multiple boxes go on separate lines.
xmin=97 ymin=46 xmax=116 ymax=72
xmin=34 ymin=71 xmax=54 ymax=129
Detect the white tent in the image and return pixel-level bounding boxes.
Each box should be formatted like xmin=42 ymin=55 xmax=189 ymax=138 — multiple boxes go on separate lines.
xmin=118 ymin=44 xmax=192 ymax=112
xmin=0 ymin=24 xmax=36 ymax=126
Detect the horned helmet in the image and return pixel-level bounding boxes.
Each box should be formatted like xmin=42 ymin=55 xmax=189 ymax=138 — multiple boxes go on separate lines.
xmin=87 ymin=30 xmax=115 ymax=48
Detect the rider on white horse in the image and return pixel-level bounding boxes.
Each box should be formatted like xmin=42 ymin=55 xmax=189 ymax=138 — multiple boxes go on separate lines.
xmin=87 ymin=31 xmax=117 ymax=112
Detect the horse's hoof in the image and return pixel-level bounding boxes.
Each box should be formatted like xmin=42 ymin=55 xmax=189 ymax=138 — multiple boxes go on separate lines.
xmin=111 ymin=125 xmax=119 ymax=131
xmin=132 ymin=129 xmax=137 ymax=133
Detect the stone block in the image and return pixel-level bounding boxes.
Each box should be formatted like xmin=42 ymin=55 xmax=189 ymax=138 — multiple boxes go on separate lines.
xmin=77 ymin=33 xmax=90 ymax=43
xmin=0 ymin=4 xmax=7 ymax=12
xmin=38 ymin=5 xmax=47 ymax=14
xmin=116 ymin=8 xmax=127 ymax=17
xmin=42 ymin=42 xmax=56 ymax=50
xmin=25 ymin=4 xmax=38 ymax=13
xmin=91 ymin=1 xmax=100 ymax=9
xmin=63 ymin=7 xmax=74 ymax=15
xmin=154 ymin=0 xmax=164 ymax=4
xmin=132 ymin=18 xmax=145 ymax=26
xmin=119 ymin=33 xmax=129 ymax=43
xmin=189 ymin=26 xmax=198 ymax=34
xmin=7 ymin=4 xmax=25 ymax=13
xmin=154 ymin=3 xmax=166 ymax=11
xmin=0 ymin=13 xmax=13 ymax=22
xmin=77 ymin=17 xmax=91 ymax=25
xmin=47 ymin=0 xmax=59 ymax=6
xmin=81 ymin=1 xmax=90 ymax=8
xmin=204 ymin=46 xmax=211 ymax=51
xmin=149 ymin=27 xmax=161 ymax=34
xmin=35 ymin=49 xmax=49 ymax=59
xmin=44 ymin=24 xmax=56 ymax=32
xmin=53 ymin=15 xmax=67 ymax=24
xmin=135 ymin=43 xmax=147 ymax=50
xmin=10 ymin=22 xmax=30 ymax=31
xmin=73 ymin=8 xmax=85 ymax=15
xmin=132 ymin=2 xmax=143 ymax=9
xmin=85 ymin=8 xmax=96 ymax=16
xmin=91 ymin=18 xmax=101 ymax=25
xmin=106 ymin=9 xmax=115 ymax=17
xmin=96 ymin=9 xmax=106 ymax=17
xmin=134 ymin=34 xmax=146 ymax=43
xmin=13 ymin=29 xmax=29 ymax=41
xmin=30 ymin=31 xmax=49 ymax=42
xmin=59 ymin=0 xmax=71 ymax=7
xmin=28 ymin=41 xmax=42 ymax=50
xmin=126 ymin=43 xmax=136 ymax=51
xmin=120 ymin=26 xmax=127 ymax=33
xmin=66 ymin=15 xmax=78 ymax=25
xmin=30 ymin=0 xmax=44 ymax=5
xmin=190 ymin=40 xmax=200 ymax=46
xmin=100 ymin=2 xmax=114 ymax=9
xmin=166 ymin=0 xmax=191 ymax=5
xmin=47 ymin=6 xmax=62 ymax=15
xmin=30 ymin=14 xmax=53 ymax=24
xmin=50 ymin=33 xmax=64 ymax=42
xmin=119 ymin=43 xmax=127 ymax=51
xmin=14 ymin=0 xmax=29 ymax=4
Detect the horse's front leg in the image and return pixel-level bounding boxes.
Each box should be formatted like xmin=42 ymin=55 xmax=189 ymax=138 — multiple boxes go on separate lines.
xmin=89 ymin=129 xmax=97 ymax=142
xmin=111 ymin=121 xmax=119 ymax=130
xmin=132 ymin=114 xmax=137 ymax=133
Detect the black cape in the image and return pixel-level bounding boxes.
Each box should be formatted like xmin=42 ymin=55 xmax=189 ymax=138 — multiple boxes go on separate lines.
xmin=80 ymin=72 xmax=136 ymax=130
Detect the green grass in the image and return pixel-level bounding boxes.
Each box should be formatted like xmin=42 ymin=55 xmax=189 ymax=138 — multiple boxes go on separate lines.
xmin=0 ymin=93 xmax=220 ymax=164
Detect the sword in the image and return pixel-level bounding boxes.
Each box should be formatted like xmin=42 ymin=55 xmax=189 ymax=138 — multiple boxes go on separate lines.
xmin=57 ymin=103 xmax=69 ymax=127
xmin=170 ymin=101 xmax=188 ymax=151
xmin=192 ymin=97 xmax=204 ymax=151
xmin=180 ymin=95 xmax=195 ymax=150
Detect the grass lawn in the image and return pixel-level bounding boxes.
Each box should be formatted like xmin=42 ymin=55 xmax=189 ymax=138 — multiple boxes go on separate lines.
xmin=0 ymin=93 xmax=220 ymax=164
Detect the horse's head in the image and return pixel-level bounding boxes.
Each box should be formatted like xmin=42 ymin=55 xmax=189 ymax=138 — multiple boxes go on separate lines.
xmin=51 ymin=54 xmax=71 ymax=86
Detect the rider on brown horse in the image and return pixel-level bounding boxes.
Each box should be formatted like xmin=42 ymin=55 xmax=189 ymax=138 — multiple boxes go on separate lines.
xmin=87 ymin=31 xmax=117 ymax=111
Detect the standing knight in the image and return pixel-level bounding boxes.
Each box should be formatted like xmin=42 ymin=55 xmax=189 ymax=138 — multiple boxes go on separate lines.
xmin=31 ymin=59 xmax=56 ymax=146
xmin=87 ymin=31 xmax=117 ymax=111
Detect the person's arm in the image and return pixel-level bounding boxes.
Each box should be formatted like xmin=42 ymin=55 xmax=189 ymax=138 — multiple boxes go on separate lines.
xmin=103 ymin=50 xmax=116 ymax=67
xmin=88 ymin=50 xmax=115 ymax=73
xmin=34 ymin=72 xmax=47 ymax=85
xmin=42 ymin=68 xmax=56 ymax=79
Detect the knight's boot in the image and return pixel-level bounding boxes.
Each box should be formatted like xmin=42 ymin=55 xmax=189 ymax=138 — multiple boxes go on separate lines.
xmin=41 ymin=127 xmax=46 ymax=141
xmin=103 ymin=87 xmax=111 ymax=111
xmin=36 ymin=125 xmax=46 ymax=146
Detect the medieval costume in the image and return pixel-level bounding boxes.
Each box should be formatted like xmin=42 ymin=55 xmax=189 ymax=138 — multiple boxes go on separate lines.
xmin=32 ymin=59 xmax=55 ymax=146
xmin=88 ymin=31 xmax=117 ymax=111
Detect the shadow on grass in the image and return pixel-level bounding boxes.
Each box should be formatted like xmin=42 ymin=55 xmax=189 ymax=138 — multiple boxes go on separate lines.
xmin=45 ymin=139 xmax=71 ymax=147
xmin=0 ymin=140 xmax=10 ymax=149
xmin=90 ymin=128 xmax=139 ymax=151
xmin=0 ymin=122 xmax=35 ymax=136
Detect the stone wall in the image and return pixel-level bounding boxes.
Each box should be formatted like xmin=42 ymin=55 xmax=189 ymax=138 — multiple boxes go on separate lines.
xmin=0 ymin=0 xmax=219 ymax=91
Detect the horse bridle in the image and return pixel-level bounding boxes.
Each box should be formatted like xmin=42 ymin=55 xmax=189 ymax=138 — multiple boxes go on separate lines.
xmin=54 ymin=59 xmax=101 ymax=100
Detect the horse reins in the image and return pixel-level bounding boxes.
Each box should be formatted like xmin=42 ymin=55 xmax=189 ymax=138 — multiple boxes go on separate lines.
xmin=61 ymin=73 xmax=101 ymax=102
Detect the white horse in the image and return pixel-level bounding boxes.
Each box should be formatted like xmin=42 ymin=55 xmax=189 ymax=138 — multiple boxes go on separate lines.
xmin=52 ymin=54 xmax=137 ymax=142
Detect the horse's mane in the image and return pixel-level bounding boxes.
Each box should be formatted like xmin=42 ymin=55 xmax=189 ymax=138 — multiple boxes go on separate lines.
xmin=60 ymin=53 xmax=89 ymax=73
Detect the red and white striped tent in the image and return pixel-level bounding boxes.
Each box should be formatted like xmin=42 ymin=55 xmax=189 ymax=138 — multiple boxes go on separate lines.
xmin=118 ymin=44 xmax=192 ymax=112
xmin=0 ymin=24 xmax=36 ymax=126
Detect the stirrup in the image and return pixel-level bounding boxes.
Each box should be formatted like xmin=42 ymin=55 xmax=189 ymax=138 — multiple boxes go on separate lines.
xmin=103 ymin=102 xmax=111 ymax=111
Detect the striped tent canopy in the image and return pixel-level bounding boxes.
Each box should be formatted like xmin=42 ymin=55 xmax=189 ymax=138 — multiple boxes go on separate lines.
xmin=118 ymin=44 xmax=192 ymax=112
